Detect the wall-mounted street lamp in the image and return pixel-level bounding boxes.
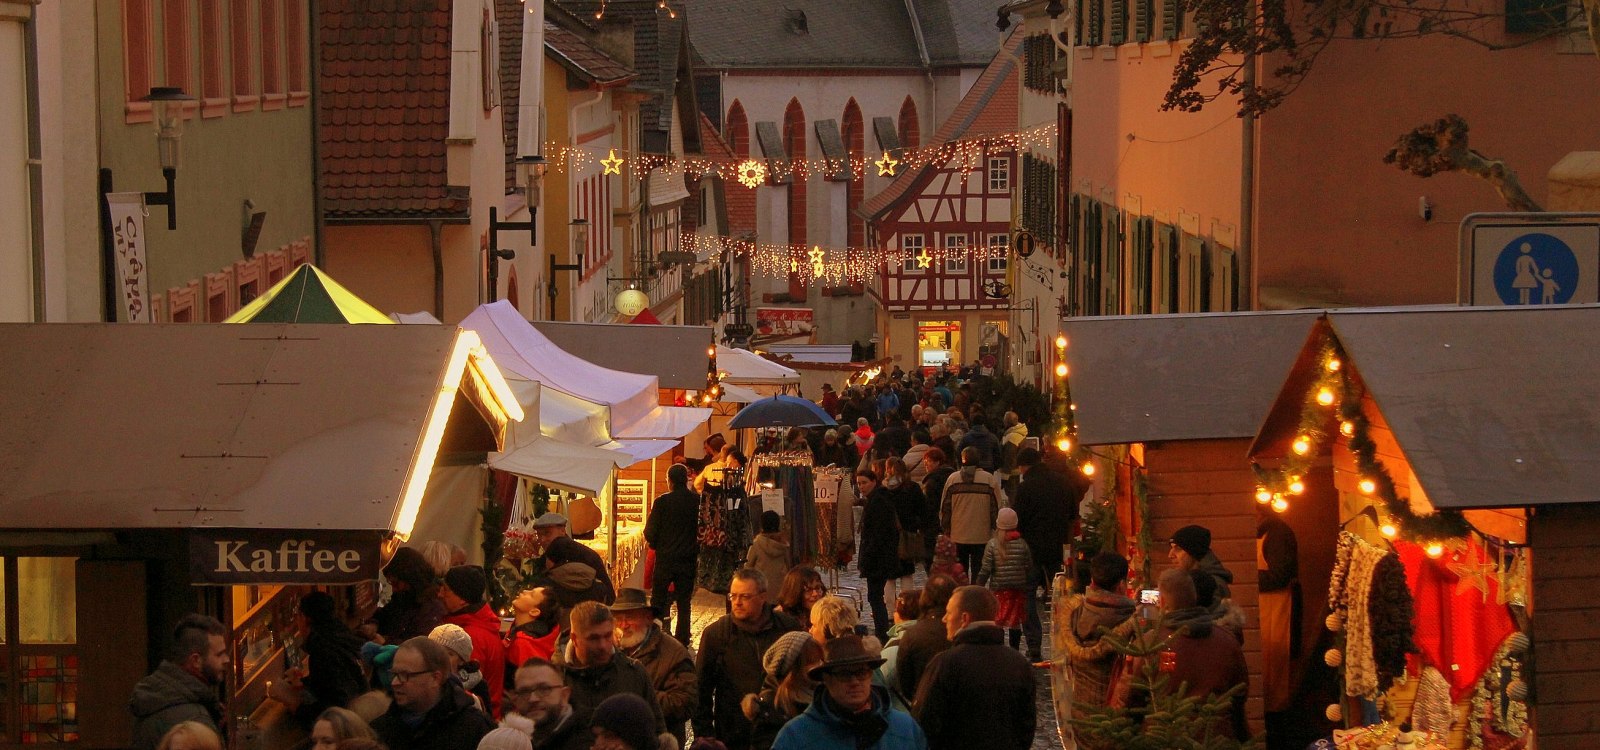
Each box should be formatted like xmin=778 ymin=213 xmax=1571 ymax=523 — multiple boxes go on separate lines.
xmin=486 ymin=154 xmax=548 ymax=303
xmin=142 ymin=86 xmax=194 ymax=230
xmin=547 ymin=218 xmax=587 ymax=311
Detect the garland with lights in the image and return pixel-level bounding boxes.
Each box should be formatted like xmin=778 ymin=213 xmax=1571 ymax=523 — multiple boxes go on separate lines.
xmin=1252 ymin=342 xmax=1470 ymax=548
xmin=682 ymin=233 xmax=1015 ymax=285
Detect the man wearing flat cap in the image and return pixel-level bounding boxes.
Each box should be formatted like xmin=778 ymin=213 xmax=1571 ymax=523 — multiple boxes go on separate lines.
xmin=770 ymin=635 xmax=925 ymax=750
xmin=533 ymin=512 xmax=616 ymax=607
xmin=1168 ymin=524 xmax=1234 ymax=599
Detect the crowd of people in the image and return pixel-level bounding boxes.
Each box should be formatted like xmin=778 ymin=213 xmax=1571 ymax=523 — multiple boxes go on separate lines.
xmin=126 ymin=364 xmax=1266 ymax=750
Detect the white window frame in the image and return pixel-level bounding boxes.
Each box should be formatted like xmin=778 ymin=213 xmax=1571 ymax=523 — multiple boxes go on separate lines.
xmin=987 ymin=233 xmax=1010 ymax=273
xmin=901 ymin=234 xmax=926 ymax=273
xmin=987 ymin=157 xmax=1010 ymax=192
xmin=943 ymin=234 xmax=968 ymax=273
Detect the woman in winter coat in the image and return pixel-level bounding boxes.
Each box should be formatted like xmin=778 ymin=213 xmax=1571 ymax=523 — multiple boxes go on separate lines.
xmin=368 ymin=547 xmax=446 ymax=644
xmin=741 ymin=631 xmax=824 ymax=750
xmin=977 ymin=507 xmax=1035 ymax=652
xmin=918 ymin=448 xmax=955 ymax=576
xmin=270 ymin=591 xmax=366 ymax=730
xmin=775 ymin=567 xmax=827 ymax=632
xmin=879 ymin=458 xmax=923 ymax=589
xmin=855 ymin=469 xmax=901 ymax=640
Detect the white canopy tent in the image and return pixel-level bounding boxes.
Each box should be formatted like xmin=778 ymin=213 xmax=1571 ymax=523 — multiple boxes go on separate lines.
xmin=717 ymin=345 xmax=801 ymax=390
xmin=462 ymin=302 xmax=710 ymax=439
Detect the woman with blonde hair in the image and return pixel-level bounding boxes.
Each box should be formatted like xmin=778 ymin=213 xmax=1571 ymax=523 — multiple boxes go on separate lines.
xmin=310 ymin=707 xmax=377 ymax=750
xmin=155 ymin=722 xmax=221 ymax=750
xmin=808 ymin=594 xmax=860 ymax=643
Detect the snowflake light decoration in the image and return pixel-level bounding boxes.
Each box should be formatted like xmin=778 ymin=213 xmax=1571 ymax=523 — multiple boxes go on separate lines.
xmin=736 ymin=159 xmax=767 ymax=189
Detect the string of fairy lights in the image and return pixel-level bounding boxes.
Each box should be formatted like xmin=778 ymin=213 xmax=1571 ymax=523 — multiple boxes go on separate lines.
xmin=1252 ymin=341 xmax=1471 ymax=557
xmin=530 ymin=124 xmax=1058 ymax=187
xmin=679 ymin=234 xmax=1015 ymax=285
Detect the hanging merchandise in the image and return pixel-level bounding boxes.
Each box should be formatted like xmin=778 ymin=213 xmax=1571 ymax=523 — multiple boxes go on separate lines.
xmin=1326 ymin=531 xmax=1419 ymax=701
xmin=813 ymin=466 xmax=855 ymax=571
xmin=1466 ymin=632 xmax=1531 ymax=750
xmin=696 ymin=470 xmax=751 ymax=595
xmin=746 ymin=452 xmax=819 ymax=563
xmin=1396 ymin=538 xmax=1516 ymax=702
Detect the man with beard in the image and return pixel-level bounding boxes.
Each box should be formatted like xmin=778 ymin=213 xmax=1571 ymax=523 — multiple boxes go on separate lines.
xmin=130 ymin=614 xmax=230 ymax=749
xmin=612 ymin=588 xmax=697 ymax=746
xmin=557 ymin=601 xmax=672 ymax=743
xmin=1168 ymin=525 xmax=1234 ymax=599
xmin=372 ymin=637 xmax=496 ymax=750
xmin=506 ymin=658 xmax=589 ymax=750
xmin=694 ymin=569 xmax=802 ymax=749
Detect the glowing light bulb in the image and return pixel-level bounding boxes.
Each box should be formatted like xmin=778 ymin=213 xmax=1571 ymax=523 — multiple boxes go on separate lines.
xmin=1326 ymin=358 xmax=1342 ymax=372
xmin=1292 ymin=436 xmax=1311 ymax=455
xmin=1358 ymin=478 xmax=1376 ymax=495
xmin=1288 ymin=477 xmax=1306 ymax=495
xmin=1316 ymin=388 xmax=1335 ymax=406
xmin=1055 ymin=437 xmax=1072 ymax=452
xmin=1080 ymin=462 xmax=1096 ymax=477
xmin=707 ymin=346 xmax=716 ymax=357
xmin=1271 ymin=496 xmax=1289 ymax=513
xmin=1055 ymin=334 xmax=1067 ymax=349
xmin=1425 ymin=542 xmax=1444 ymax=559
xmin=1255 ymin=488 xmax=1272 ymax=504
xmin=1380 ymin=523 xmax=1398 ymax=539
xmin=1055 ymin=363 xmax=1069 ymax=378
xmin=1340 ymin=421 xmax=1355 ymax=437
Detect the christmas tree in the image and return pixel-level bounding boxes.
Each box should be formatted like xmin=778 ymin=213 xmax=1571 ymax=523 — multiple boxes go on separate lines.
xmin=1070 ymin=617 xmax=1263 ymax=750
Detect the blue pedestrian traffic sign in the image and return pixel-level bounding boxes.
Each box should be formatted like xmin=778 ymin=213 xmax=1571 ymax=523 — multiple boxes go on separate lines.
xmin=1462 ymin=215 xmax=1600 ymax=306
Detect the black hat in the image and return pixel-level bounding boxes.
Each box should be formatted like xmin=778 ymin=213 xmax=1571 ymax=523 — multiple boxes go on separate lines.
xmin=807 ymin=634 xmax=886 ymax=680
xmin=443 ymin=565 xmax=487 ymax=606
xmin=1170 ymin=525 xmax=1212 ymax=560
xmin=591 ymin=693 xmax=656 ymax=750
xmin=610 ymin=587 xmax=653 ymax=612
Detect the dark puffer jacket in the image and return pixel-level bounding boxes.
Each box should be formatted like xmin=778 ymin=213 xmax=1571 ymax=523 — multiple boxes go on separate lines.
xmin=371 ymin=678 xmax=496 ymax=750
xmin=694 ymin=607 xmax=802 ymax=749
xmin=128 ymin=662 xmax=224 ymax=750
xmin=557 ymin=644 xmax=668 ymax=736
xmin=977 ymin=531 xmax=1034 ymax=590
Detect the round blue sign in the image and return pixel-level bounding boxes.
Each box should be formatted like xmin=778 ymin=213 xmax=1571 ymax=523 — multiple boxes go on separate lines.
xmin=1493 ymin=232 xmax=1579 ymax=305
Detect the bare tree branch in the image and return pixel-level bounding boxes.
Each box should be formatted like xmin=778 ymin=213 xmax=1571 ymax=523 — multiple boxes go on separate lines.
xmin=1383 ymin=115 xmax=1544 ymax=213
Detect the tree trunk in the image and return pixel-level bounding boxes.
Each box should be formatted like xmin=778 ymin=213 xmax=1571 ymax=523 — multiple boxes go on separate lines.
xmin=1383 ymin=115 xmax=1545 ymax=213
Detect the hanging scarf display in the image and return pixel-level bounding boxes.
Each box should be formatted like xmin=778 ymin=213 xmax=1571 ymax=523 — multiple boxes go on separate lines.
xmin=1396 ymin=538 xmax=1515 ymax=702
xmin=813 ymin=466 xmax=854 ymax=571
xmin=746 ymin=452 xmax=820 ymax=563
xmin=696 ymin=479 xmax=752 ymax=594
xmin=1326 ymin=531 xmax=1417 ymax=700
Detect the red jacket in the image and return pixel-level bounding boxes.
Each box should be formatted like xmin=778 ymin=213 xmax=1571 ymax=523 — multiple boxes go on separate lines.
xmin=505 ymin=623 xmax=560 ymax=673
xmin=445 ymin=604 xmax=506 ymax=715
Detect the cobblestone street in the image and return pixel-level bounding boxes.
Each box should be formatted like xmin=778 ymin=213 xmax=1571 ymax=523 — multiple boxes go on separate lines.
xmin=676 ymin=566 xmax=1065 ymax=750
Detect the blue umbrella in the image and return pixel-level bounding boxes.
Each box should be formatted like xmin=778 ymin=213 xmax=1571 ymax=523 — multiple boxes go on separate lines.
xmin=728 ymin=395 xmax=839 ymax=429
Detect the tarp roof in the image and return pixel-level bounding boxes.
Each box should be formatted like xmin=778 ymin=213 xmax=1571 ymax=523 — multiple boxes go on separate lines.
xmin=1256 ymin=305 xmax=1600 ymax=509
xmin=0 ymin=324 xmax=518 ymax=533
xmin=532 ymin=319 xmax=715 ymax=389
xmin=224 ymin=264 xmax=393 ymax=324
xmin=718 ymin=345 xmax=801 ymax=385
xmin=463 ymin=302 xmax=709 ymax=439
xmin=1062 ymin=311 xmax=1320 ymax=446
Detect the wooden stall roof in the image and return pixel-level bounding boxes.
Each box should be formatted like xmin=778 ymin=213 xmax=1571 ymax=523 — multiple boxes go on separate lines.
xmin=532 ymin=321 xmax=714 ymax=389
xmin=1061 ymin=311 xmax=1319 ymax=446
xmin=0 ymin=324 xmax=515 ymax=531
xmin=1254 ymin=305 xmax=1600 ymax=509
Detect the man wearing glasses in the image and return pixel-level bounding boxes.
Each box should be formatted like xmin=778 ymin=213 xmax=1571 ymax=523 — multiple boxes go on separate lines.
xmin=770 ymin=635 xmax=927 ymax=750
xmin=694 ymin=568 xmax=802 ymax=750
xmin=506 ymin=658 xmax=589 ymax=750
xmin=371 ymin=637 xmax=495 ymax=750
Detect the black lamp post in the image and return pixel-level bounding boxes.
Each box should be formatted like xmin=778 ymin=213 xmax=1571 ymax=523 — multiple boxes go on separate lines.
xmin=142 ymin=86 xmax=195 ymax=231
xmin=547 ymin=218 xmax=586 ymax=315
xmin=486 ymin=154 xmax=547 ymax=303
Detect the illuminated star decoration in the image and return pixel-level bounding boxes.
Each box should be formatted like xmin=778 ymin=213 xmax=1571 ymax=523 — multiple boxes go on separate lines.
xmin=789 ymin=259 xmax=798 ymax=273
xmin=915 ymin=247 xmax=932 ymax=268
xmin=601 ymin=149 xmax=624 ymax=176
xmin=736 ymin=159 xmax=767 ymax=189
xmin=875 ymin=151 xmax=899 ymax=177
xmin=1448 ymin=558 xmax=1496 ymax=602
xmin=808 ymin=245 xmax=826 ymax=277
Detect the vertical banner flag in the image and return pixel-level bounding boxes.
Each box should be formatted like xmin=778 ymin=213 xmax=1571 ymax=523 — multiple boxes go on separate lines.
xmin=106 ymin=192 xmax=151 ymax=322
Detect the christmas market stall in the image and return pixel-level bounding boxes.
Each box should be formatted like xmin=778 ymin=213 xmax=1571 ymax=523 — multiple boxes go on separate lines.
xmin=1058 ymin=311 xmax=1323 ymax=740
xmin=0 ymin=322 xmax=521 ymax=749
xmin=1246 ymin=307 xmax=1591 ymax=749
xmin=461 ymin=302 xmax=711 ymax=587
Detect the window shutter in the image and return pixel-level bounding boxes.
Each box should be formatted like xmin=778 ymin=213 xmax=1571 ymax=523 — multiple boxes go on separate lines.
xmin=1066 ymin=194 xmax=1082 ymax=315
xmin=1209 ymin=244 xmax=1237 ymax=312
xmin=1088 ymin=0 xmax=1103 ymax=45
xmin=1102 ymin=207 xmax=1122 ymax=314
xmin=1075 ymin=0 xmax=1085 ymax=43
xmin=1162 ymin=0 xmax=1183 ymax=40
xmin=1135 ymin=0 xmax=1152 ymax=41
xmin=1084 ymin=202 xmax=1102 ymax=315
xmin=1154 ymin=223 xmax=1177 ymax=313
xmin=1110 ymin=0 xmax=1126 ymax=44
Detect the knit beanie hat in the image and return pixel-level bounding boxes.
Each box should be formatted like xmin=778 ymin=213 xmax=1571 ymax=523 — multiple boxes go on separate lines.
xmin=591 ymin=693 xmax=656 ymax=750
xmin=762 ymin=631 xmax=815 ymax=683
xmin=429 ymin=623 xmax=475 ymax=663
xmin=996 ymin=507 xmax=1018 ymax=531
xmin=1170 ymin=525 xmax=1212 ymax=560
xmin=444 ymin=565 xmax=488 ymax=606
xmin=476 ymin=727 xmax=532 ymax=750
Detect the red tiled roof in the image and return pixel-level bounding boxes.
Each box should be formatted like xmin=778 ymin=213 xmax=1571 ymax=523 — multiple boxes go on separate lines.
xmin=697 ymin=112 xmax=756 ymax=236
xmin=860 ymin=32 xmax=1022 ymax=220
xmin=320 ymin=0 xmax=465 ymax=220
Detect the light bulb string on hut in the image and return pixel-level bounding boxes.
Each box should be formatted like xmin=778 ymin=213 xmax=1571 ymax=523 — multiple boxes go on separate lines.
xmin=1251 ymin=343 xmax=1472 ymax=549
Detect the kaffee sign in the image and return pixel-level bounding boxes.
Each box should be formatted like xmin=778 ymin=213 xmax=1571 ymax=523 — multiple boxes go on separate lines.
xmin=189 ymin=529 xmax=384 ymax=585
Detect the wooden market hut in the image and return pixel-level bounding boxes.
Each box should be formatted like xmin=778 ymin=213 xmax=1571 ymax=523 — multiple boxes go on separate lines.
xmin=1248 ymin=306 xmax=1595 ymax=748
xmin=1061 ymin=310 xmax=1328 ymax=736
xmin=0 ymin=322 xmax=522 ymax=747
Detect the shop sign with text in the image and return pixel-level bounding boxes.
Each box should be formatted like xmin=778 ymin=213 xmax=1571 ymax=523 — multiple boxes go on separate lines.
xmin=189 ymin=529 xmax=383 ymax=585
